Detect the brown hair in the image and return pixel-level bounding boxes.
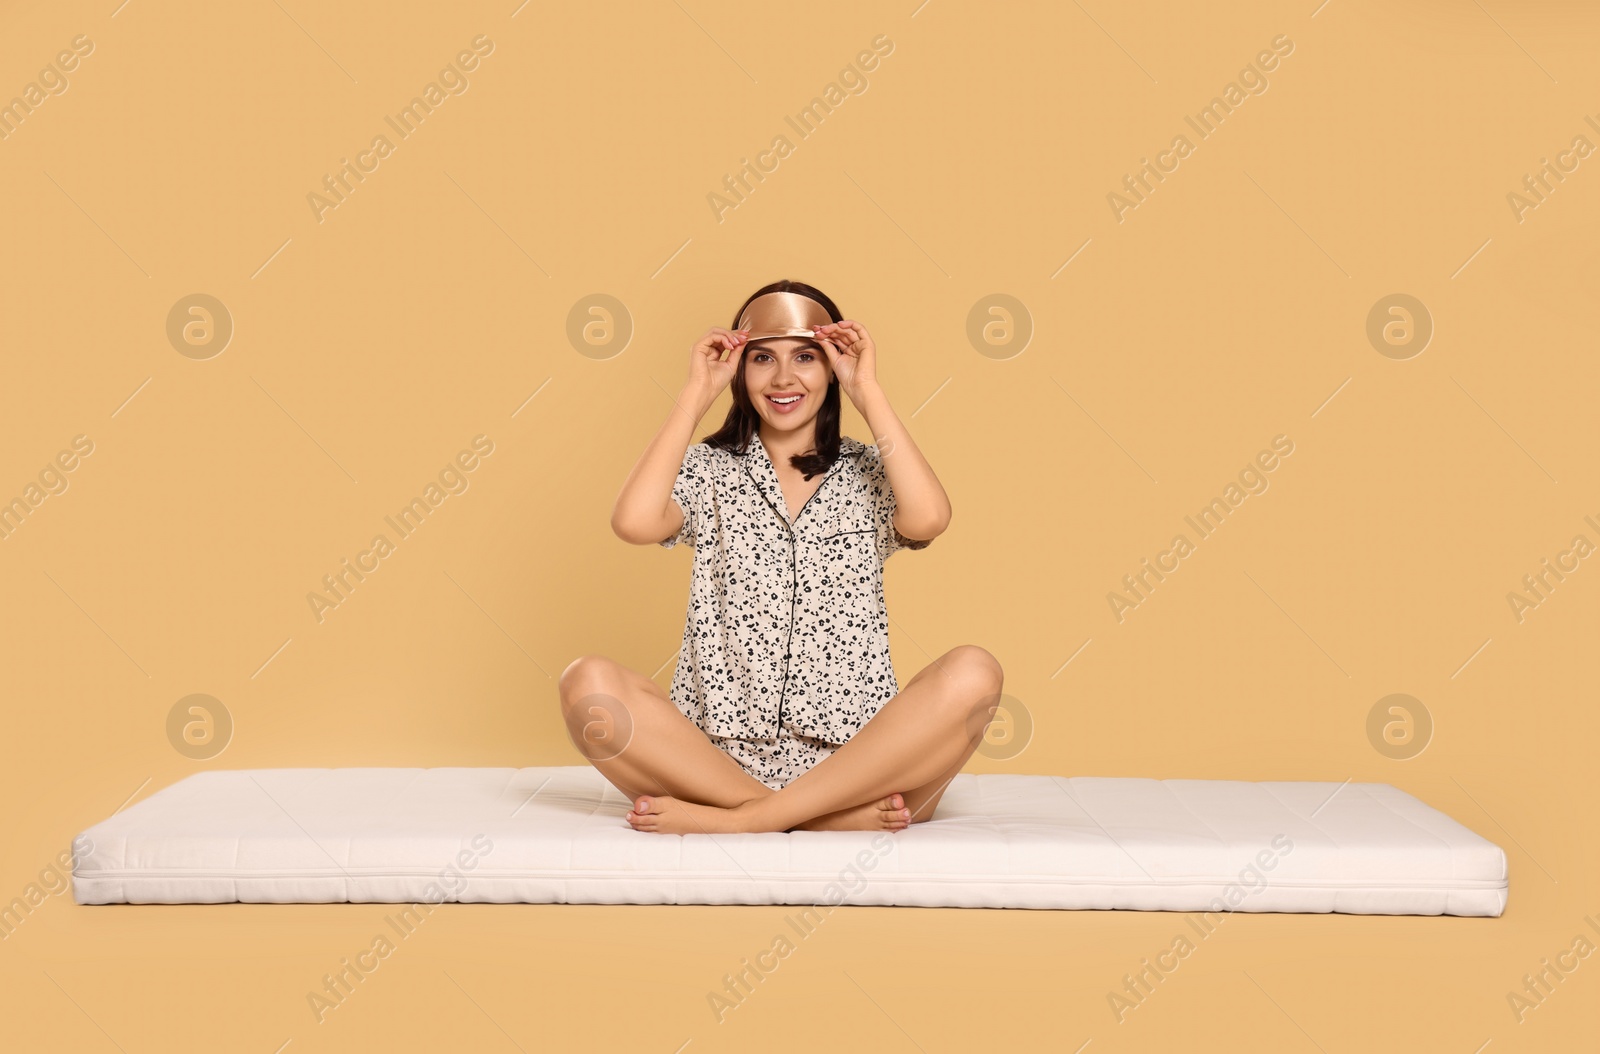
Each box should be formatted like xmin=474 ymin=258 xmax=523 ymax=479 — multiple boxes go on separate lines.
xmin=700 ymin=279 xmax=844 ymax=480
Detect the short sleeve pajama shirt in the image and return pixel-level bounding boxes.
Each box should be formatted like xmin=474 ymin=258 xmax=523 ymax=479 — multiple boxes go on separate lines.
xmin=658 ymin=434 xmax=931 ymax=790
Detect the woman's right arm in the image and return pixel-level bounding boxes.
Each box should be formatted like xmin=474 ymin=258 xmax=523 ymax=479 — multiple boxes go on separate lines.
xmin=610 ymin=326 xmax=747 ymax=545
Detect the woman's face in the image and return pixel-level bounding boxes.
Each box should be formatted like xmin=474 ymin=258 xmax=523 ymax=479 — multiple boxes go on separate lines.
xmin=743 ymin=336 xmax=832 ymax=436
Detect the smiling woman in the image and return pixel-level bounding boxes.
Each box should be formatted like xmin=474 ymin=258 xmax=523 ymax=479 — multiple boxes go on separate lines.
xmin=707 ymin=285 xmax=848 ymax=482
xmin=576 ymin=278 xmax=1000 ymax=839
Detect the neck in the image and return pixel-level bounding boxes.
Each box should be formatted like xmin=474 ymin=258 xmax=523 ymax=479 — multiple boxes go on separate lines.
xmin=758 ymin=422 xmax=817 ymax=462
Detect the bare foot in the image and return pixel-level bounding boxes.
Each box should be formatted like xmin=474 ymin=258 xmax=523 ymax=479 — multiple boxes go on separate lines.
xmin=792 ymin=794 xmax=910 ymax=832
xmin=626 ymin=794 xmax=748 ymax=835
xmin=626 ymin=793 xmax=913 ymax=835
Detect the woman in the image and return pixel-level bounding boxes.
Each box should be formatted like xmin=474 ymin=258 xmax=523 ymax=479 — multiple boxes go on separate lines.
xmin=562 ymin=280 xmax=1004 ymax=835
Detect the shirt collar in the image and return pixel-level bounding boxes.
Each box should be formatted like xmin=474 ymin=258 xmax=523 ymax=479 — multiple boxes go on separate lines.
xmin=740 ymin=432 xmax=858 ymax=529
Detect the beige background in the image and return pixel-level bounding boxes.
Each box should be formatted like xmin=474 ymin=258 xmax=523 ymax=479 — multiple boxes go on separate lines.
xmin=2 ymin=0 xmax=1596 ymax=1050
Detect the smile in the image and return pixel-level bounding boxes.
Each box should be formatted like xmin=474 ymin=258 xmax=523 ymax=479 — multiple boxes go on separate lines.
xmin=764 ymin=393 xmax=805 ymax=414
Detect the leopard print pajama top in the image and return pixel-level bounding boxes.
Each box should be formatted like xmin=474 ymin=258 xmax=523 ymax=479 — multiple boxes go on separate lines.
xmin=658 ymin=432 xmax=931 ymax=790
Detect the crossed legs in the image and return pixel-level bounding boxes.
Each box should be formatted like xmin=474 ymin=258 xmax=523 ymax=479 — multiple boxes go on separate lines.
xmin=558 ymin=653 xmax=913 ymax=832
xmin=556 ymin=645 xmax=1004 ymax=835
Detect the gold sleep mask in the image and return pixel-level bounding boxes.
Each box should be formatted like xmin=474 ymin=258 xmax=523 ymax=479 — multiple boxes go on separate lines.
xmin=735 ymin=291 xmax=833 ymax=342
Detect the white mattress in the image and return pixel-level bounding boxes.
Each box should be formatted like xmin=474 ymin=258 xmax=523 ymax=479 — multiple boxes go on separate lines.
xmin=71 ymin=766 xmax=1508 ymax=915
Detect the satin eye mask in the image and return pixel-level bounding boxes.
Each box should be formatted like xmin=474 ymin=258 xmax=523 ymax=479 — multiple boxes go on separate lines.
xmin=735 ymin=291 xmax=833 ymax=343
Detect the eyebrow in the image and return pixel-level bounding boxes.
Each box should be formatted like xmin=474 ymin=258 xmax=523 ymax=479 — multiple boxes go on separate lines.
xmin=750 ymin=342 xmax=821 ymax=354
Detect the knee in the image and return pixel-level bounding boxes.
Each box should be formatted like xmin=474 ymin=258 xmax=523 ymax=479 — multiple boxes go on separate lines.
xmin=558 ymin=654 xmax=619 ymax=708
xmin=557 ymin=655 xmax=640 ymax=752
xmin=945 ymin=644 xmax=1004 ymax=695
xmin=929 ymin=646 xmax=1004 ymax=731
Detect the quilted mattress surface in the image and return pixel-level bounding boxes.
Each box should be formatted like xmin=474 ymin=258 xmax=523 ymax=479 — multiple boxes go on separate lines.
xmin=72 ymin=766 xmax=1508 ymax=915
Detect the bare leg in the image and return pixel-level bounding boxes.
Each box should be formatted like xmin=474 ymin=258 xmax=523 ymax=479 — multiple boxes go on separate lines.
xmin=558 ymin=654 xmax=772 ymax=807
xmin=626 ymin=645 xmax=1004 ymax=835
xmin=746 ymin=654 xmax=983 ymax=830
xmin=558 ymin=655 xmax=909 ymax=830
xmin=887 ymin=654 xmax=986 ymax=824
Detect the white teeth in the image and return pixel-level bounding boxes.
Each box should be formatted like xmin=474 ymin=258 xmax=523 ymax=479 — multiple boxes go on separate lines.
xmin=769 ymin=395 xmax=801 ymax=404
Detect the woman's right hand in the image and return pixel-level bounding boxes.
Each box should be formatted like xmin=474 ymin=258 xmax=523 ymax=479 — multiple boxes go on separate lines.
xmin=686 ymin=327 xmax=749 ymax=401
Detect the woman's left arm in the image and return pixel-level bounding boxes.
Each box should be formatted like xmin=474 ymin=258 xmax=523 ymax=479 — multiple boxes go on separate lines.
xmin=814 ymin=320 xmax=953 ymax=543
xmin=856 ymin=384 xmax=952 ymax=542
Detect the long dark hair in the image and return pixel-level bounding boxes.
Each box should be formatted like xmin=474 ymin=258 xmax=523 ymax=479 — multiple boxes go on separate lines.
xmin=701 ymin=280 xmax=844 ymax=480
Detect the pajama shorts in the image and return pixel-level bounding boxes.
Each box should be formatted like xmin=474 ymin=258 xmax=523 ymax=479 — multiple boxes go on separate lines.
xmin=707 ymin=730 xmax=841 ymax=791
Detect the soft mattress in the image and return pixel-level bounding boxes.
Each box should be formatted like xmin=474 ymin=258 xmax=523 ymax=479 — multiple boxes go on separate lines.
xmin=72 ymin=766 xmax=1508 ymax=915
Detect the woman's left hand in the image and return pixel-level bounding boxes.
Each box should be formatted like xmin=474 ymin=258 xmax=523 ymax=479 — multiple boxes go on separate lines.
xmin=813 ymin=320 xmax=880 ymax=407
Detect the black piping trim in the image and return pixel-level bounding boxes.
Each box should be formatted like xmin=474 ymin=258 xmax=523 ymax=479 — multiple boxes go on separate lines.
xmin=776 ymin=470 xmax=837 ymax=730
xmin=739 ymin=437 xmax=862 ymax=735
